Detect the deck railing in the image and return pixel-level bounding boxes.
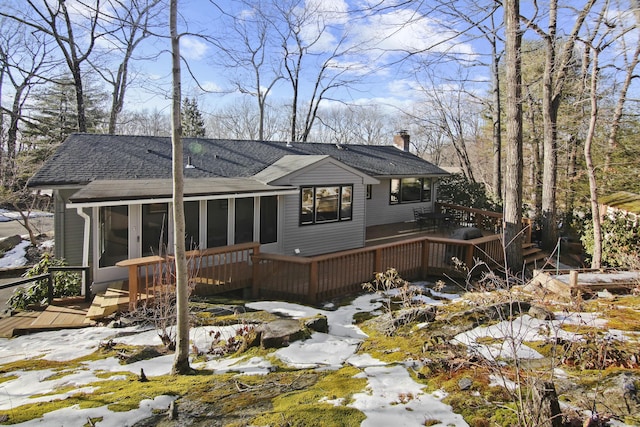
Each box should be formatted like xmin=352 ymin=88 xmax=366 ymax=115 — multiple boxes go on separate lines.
xmin=115 ymin=204 xmax=529 ymax=307
xmin=116 ymin=243 xmax=260 ymax=308
xmin=436 ymin=202 xmax=532 ymax=243
xmin=252 ymin=233 xmax=504 ymax=303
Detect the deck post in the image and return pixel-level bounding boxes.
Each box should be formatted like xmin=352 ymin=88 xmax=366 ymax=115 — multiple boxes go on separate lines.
xmin=308 ymin=260 xmax=318 ymax=304
xmin=374 ymin=247 xmax=382 ymax=273
xmin=251 ymin=245 xmax=261 ymax=298
xmin=421 ymin=240 xmax=431 ymax=278
xmin=465 ymin=243 xmax=474 ymax=269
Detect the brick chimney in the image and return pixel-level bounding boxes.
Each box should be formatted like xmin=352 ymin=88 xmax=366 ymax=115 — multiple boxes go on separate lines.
xmin=393 ymin=130 xmax=410 ymax=152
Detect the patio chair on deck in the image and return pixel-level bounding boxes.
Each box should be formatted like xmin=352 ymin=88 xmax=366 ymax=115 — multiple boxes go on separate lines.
xmin=413 ymin=207 xmax=430 ymax=230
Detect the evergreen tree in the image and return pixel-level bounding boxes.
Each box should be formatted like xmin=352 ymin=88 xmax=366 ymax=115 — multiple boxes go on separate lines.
xmin=23 ymin=77 xmax=108 ymax=149
xmin=181 ymin=97 xmax=206 ymax=137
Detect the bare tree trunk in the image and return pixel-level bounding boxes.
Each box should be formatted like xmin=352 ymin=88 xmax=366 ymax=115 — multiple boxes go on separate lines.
xmin=504 ymin=0 xmax=524 ymax=273
xmin=564 ymin=134 xmax=578 ymax=223
xmin=540 ymin=0 xmax=559 ymax=251
xmin=602 ymin=40 xmax=640 ymax=193
xmin=491 ymin=36 xmax=502 ymax=202
xmin=584 ymin=49 xmax=602 ymax=269
xmin=170 ymin=0 xmax=191 ymax=375
xmin=523 ymin=0 xmax=596 ymax=250
xmin=525 ymin=87 xmax=542 ymax=221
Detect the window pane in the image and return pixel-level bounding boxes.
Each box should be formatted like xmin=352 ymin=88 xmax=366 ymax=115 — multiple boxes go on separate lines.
xmin=315 ymin=186 xmax=339 ymax=222
xmin=235 ymin=197 xmax=254 ymax=244
xmin=422 ymin=178 xmax=432 ymax=202
xmin=207 ymin=199 xmax=228 ymax=247
xmin=99 ymin=205 xmax=128 ymax=268
xmin=400 ymin=178 xmax=421 ymax=202
xmin=390 ymin=179 xmax=400 ymax=204
xmin=142 ymin=203 xmax=168 ymax=256
xmin=301 ymin=188 xmax=314 ymax=224
xmin=260 ymin=195 xmax=278 ymax=244
xmin=341 ymin=186 xmax=352 ymax=220
xmin=184 ymin=201 xmax=199 ymax=250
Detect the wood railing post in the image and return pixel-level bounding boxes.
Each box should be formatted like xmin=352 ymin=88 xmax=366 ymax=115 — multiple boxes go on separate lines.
xmin=421 ymin=239 xmax=431 ymax=278
xmin=252 ymin=244 xmax=261 ymax=298
xmin=47 ymin=272 xmax=54 ymax=304
xmin=308 ymin=260 xmax=318 ymax=304
xmin=374 ymin=247 xmax=382 ymax=273
xmin=465 ymin=243 xmax=474 ymax=269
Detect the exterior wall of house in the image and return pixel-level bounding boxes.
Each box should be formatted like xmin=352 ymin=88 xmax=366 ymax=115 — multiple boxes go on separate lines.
xmin=277 ymin=162 xmax=367 ymax=257
xmin=365 ymin=178 xmax=436 ymax=227
xmin=55 ymin=189 xmax=90 ymax=266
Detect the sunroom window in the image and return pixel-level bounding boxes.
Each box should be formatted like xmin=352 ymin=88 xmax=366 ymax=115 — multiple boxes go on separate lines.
xmin=300 ymin=185 xmax=353 ymax=225
xmin=390 ymin=178 xmax=432 ymax=204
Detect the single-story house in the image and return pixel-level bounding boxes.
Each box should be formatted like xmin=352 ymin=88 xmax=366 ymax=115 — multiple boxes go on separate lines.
xmin=28 ymin=133 xmax=449 ymax=288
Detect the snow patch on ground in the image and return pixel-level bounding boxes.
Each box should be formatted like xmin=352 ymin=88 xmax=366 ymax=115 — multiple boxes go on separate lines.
xmin=0 ymin=240 xmax=30 ymax=268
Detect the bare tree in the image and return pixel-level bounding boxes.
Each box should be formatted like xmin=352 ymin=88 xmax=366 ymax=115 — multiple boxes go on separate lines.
xmin=601 ymin=0 xmax=640 ymax=193
xmin=522 ymin=0 xmax=597 ymax=250
xmin=1 ymin=0 xmax=105 ymax=133
xmin=170 ymin=0 xmax=191 ymax=375
xmin=580 ymin=0 xmax=639 ymax=268
xmin=0 ymin=20 xmax=52 ymax=189
xmin=413 ymin=68 xmax=480 ymax=181
xmin=313 ymin=104 xmax=390 ymax=145
xmin=504 ymin=0 xmax=524 ymax=272
xmin=91 ymin=0 xmax=163 ymax=134
xmin=271 ymin=0 xmax=364 ymax=142
xmin=209 ymin=0 xmax=283 ymax=141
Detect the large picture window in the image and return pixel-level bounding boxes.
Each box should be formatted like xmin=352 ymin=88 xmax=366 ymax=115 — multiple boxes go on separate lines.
xmin=300 ymin=185 xmax=353 ymax=225
xmin=390 ymin=178 xmax=432 ymax=204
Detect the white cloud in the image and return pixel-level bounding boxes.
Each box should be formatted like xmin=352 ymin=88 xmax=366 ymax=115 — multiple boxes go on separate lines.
xmin=351 ymin=8 xmax=476 ymax=60
xmin=180 ymin=36 xmax=209 ymax=60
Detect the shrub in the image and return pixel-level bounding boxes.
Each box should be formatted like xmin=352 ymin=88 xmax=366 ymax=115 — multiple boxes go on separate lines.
xmin=437 ymin=173 xmax=500 ymax=211
xmin=580 ymin=211 xmax=640 ymax=268
xmin=8 ymin=253 xmax=81 ymax=309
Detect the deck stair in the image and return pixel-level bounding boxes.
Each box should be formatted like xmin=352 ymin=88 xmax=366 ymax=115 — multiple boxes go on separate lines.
xmin=85 ymin=281 xmax=130 ymax=322
xmin=85 ymin=281 xmax=175 ymax=322
xmin=523 ymin=242 xmax=555 ymax=268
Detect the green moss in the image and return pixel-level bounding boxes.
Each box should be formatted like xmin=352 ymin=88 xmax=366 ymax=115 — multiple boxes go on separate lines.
xmin=0 ymin=371 xmax=215 ymax=424
xmin=0 ymin=357 xmax=77 ymax=375
xmin=0 ymin=374 xmax=18 ymax=384
xmin=249 ymin=366 xmax=367 ymax=427
xmin=357 ymin=323 xmax=426 ymax=363
xmin=604 ymin=306 xmax=640 ymax=331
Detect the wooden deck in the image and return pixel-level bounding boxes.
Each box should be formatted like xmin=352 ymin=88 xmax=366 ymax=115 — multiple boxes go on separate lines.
xmin=0 ymin=299 xmax=92 ymax=338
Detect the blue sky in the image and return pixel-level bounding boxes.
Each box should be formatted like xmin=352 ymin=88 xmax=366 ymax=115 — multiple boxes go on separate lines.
xmin=123 ymin=0 xmax=484 ymax=115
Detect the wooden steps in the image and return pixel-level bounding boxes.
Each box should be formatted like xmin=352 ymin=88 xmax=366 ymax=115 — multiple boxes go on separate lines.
xmin=522 ymin=242 xmax=555 ymax=268
xmin=85 ymin=281 xmax=130 ymax=321
xmin=85 ymin=281 xmax=175 ymax=321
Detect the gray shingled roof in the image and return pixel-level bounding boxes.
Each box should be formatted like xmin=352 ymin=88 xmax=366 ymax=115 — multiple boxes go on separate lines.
xmin=68 ymin=178 xmax=297 ymax=204
xmin=29 ymin=133 xmax=449 ymax=187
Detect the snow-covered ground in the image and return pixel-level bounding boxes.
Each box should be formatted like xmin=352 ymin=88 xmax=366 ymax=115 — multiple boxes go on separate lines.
xmin=0 ymin=209 xmax=52 ymax=223
xmin=0 ymin=209 xmax=54 ymax=269
xmin=1 ymin=279 xmax=637 ymax=426
xmin=0 ymin=290 xmax=470 ymax=427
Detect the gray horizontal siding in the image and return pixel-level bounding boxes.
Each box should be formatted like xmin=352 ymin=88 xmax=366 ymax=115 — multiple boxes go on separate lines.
xmin=280 ymin=162 xmax=366 ymax=256
xmin=365 ymin=178 xmax=435 ymax=226
xmin=57 ymin=188 xmax=90 ymax=266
